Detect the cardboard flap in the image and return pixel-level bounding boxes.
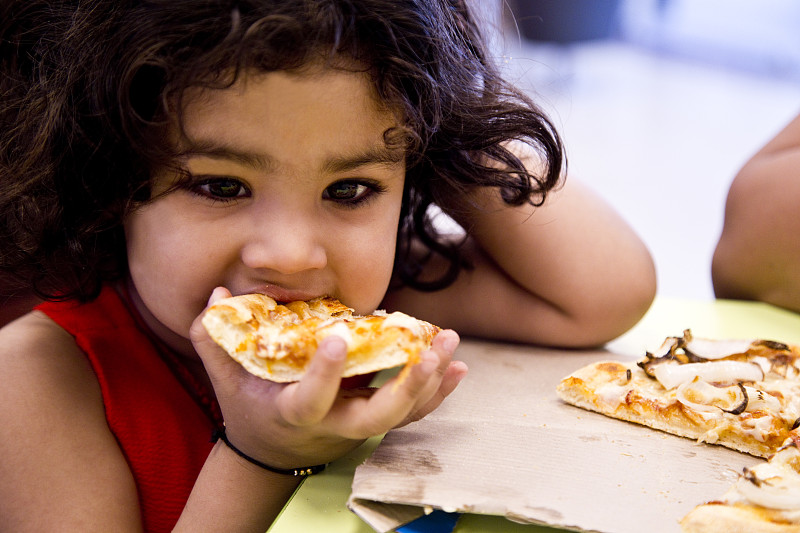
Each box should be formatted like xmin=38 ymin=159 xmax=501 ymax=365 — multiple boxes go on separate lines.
xmin=348 ymin=340 xmax=751 ymax=533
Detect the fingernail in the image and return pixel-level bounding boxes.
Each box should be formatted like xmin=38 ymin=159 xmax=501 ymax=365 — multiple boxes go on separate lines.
xmin=324 ymin=337 xmax=347 ymax=361
xmin=208 ymin=287 xmax=227 ymax=305
xmin=442 ymin=332 xmax=459 ymax=353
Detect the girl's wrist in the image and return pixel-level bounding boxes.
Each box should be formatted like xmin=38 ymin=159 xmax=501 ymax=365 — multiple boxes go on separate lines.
xmin=211 ymin=428 xmax=327 ymax=477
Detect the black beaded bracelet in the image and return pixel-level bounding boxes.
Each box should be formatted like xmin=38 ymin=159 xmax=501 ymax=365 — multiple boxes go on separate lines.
xmin=211 ymin=428 xmax=327 ymax=477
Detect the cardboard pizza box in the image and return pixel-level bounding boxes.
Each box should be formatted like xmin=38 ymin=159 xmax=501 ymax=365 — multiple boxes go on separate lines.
xmin=347 ymin=339 xmax=751 ymax=533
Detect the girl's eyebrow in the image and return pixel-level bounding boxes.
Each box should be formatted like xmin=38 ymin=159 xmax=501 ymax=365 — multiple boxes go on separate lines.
xmin=321 ymin=145 xmax=405 ymax=174
xmin=180 ymin=140 xmax=404 ymax=174
xmin=180 ymin=141 xmax=274 ymax=171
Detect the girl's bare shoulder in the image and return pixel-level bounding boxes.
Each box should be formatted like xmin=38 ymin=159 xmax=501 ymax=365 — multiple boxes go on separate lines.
xmin=0 ymin=314 xmax=141 ymax=527
xmin=0 ymin=310 xmax=102 ymax=411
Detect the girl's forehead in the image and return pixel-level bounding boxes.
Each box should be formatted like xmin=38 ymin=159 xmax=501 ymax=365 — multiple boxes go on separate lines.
xmin=181 ymin=54 xmax=387 ymax=107
xmin=168 ymin=65 xmax=407 ymax=168
xmin=184 ymin=66 xmax=380 ymax=118
xmin=172 ymin=62 xmax=400 ymax=134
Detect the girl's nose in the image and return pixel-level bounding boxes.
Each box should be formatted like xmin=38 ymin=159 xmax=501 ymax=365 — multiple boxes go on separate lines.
xmin=240 ymin=214 xmax=327 ymax=274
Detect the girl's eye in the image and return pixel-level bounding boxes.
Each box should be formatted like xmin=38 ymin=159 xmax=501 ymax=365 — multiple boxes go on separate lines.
xmin=192 ymin=178 xmax=249 ymax=201
xmin=325 ymin=182 xmax=367 ymax=201
xmin=323 ymin=180 xmax=384 ymax=205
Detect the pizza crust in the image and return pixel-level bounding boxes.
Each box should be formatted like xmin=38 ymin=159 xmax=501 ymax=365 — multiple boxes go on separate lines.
xmin=201 ymin=294 xmax=440 ymax=383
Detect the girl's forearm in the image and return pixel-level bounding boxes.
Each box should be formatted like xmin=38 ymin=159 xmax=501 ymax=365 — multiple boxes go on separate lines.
xmin=174 ymin=441 xmax=302 ymax=532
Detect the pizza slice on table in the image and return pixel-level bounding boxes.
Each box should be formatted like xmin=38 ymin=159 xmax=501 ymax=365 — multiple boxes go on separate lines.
xmin=556 ymin=329 xmax=800 ymax=458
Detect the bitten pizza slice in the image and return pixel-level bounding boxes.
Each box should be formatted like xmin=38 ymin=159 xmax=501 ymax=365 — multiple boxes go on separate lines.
xmin=202 ymin=294 xmax=440 ymax=383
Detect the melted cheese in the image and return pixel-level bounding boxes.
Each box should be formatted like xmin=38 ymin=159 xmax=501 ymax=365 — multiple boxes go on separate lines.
xmin=740 ymin=416 xmax=776 ymax=442
xmin=381 ymin=312 xmax=422 ymax=336
xmin=595 ymin=383 xmax=630 ymax=407
xmin=675 ymin=379 xmax=740 ymax=418
xmin=319 ymin=321 xmax=354 ymax=348
xmin=726 ymin=450 xmax=800 ymax=512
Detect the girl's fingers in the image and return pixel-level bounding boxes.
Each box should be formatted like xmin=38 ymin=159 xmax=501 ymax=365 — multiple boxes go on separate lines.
xmin=399 ymin=360 xmax=468 ymax=426
xmin=330 ymin=330 xmax=463 ymax=440
xmin=275 ymin=335 xmax=348 ymax=426
xmin=428 ymin=329 xmax=459 ymax=380
xmin=400 ymin=329 xmax=460 ymax=414
xmin=331 ymin=350 xmax=440 ymax=439
xmin=189 ymin=287 xmax=238 ymax=378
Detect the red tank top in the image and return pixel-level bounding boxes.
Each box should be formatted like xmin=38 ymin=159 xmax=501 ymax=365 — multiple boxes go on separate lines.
xmin=37 ymin=286 xmax=220 ymax=532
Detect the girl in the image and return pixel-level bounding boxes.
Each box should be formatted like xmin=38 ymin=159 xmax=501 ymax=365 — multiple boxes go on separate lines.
xmin=0 ymin=0 xmax=656 ymax=531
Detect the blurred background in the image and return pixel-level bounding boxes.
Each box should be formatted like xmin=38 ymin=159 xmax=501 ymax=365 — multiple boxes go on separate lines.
xmin=475 ymin=0 xmax=800 ymax=301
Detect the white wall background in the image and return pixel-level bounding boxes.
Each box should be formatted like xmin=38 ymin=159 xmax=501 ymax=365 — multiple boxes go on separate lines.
xmin=474 ymin=0 xmax=800 ymax=300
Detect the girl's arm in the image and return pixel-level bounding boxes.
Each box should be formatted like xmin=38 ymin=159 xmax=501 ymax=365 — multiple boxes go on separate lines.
xmin=712 ymin=112 xmax=800 ymax=313
xmin=0 ymin=307 xmax=464 ymax=531
xmin=0 ymin=314 xmax=299 ymax=531
xmin=177 ymin=292 xmax=465 ymax=531
xmin=0 ymin=314 xmax=299 ymax=532
xmin=384 ymin=179 xmax=656 ymax=348
xmin=0 ymin=313 xmax=145 ymax=530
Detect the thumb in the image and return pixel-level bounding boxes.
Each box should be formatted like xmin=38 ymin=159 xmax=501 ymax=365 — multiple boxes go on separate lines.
xmin=189 ymin=287 xmax=238 ymax=378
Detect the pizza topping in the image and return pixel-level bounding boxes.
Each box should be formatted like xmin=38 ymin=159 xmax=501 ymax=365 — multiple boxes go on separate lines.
xmin=649 ymin=335 xmax=682 ymax=359
xmin=652 ymin=361 xmax=765 ymax=390
xmin=724 ymin=384 xmax=750 ymax=415
xmin=743 ymin=386 xmax=783 ymax=415
xmin=675 ymin=378 xmax=748 ymax=417
xmin=740 ymin=415 xmax=777 ymax=442
xmin=683 ymin=337 xmax=754 ymax=360
xmin=595 ymin=382 xmax=631 ymax=407
xmin=757 ymin=340 xmax=792 ymax=352
xmin=319 ymin=321 xmax=355 ymax=348
xmin=733 ymin=460 xmax=800 ymax=510
xmin=380 ymin=311 xmax=424 ymax=336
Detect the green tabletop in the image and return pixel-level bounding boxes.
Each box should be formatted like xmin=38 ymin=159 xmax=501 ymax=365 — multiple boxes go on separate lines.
xmin=268 ymin=297 xmax=800 ymax=533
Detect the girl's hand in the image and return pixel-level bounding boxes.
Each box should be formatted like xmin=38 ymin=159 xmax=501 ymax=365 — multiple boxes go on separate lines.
xmin=189 ymin=287 xmax=467 ymax=470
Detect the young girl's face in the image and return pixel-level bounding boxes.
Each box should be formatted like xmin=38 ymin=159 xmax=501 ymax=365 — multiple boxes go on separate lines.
xmin=125 ymin=65 xmax=407 ymax=345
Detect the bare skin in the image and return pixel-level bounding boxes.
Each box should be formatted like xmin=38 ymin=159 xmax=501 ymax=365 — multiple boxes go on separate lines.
xmin=713 ymin=113 xmax=800 ymax=312
xmin=385 ymin=177 xmax=657 ymax=348
xmin=0 ymin=63 xmax=655 ymax=530
xmin=0 ymin=66 xmax=465 ymax=532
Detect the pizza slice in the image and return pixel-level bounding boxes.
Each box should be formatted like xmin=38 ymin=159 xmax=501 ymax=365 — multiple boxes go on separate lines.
xmin=680 ymin=437 xmax=800 ymax=533
xmin=201 ymin=294 xmax=440 ymax=383
xmin=556 ymin=330 xmax=800 ymax=458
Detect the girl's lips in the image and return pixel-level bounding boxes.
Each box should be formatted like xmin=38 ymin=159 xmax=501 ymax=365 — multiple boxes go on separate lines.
xmin=243 ymin=285 xmax=324 ymax=304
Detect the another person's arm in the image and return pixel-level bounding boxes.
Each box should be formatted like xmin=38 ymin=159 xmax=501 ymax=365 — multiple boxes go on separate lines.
xmin=712 ymin=112 xmax=800 ymax=312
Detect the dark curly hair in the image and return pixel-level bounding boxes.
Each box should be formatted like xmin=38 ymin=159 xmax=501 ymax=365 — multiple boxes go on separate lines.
xmin=0 ymin=0 xmax=564 ymax=302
